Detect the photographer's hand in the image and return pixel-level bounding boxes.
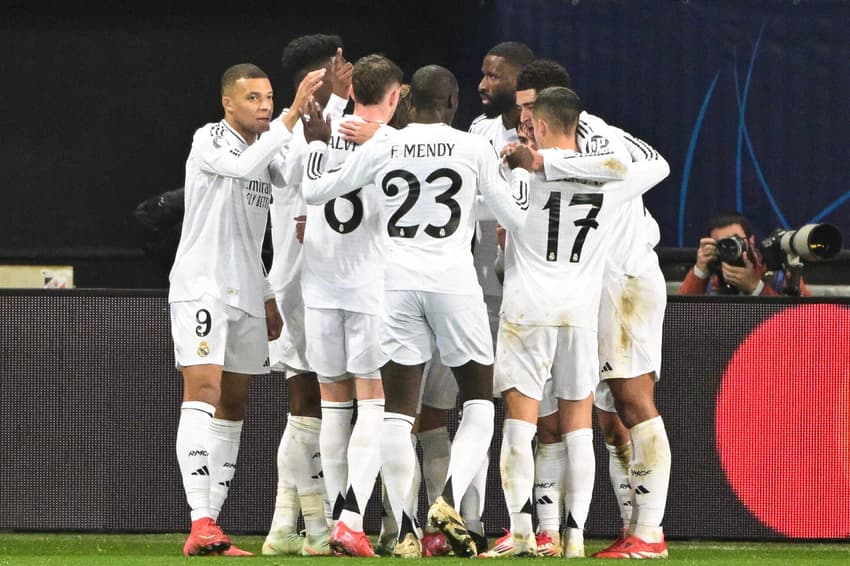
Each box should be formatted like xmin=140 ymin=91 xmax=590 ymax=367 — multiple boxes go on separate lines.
xmin=722 ymin=253 xmax=761 ymax=294
xmin=695 ymin=237 xmax=717 ymax=274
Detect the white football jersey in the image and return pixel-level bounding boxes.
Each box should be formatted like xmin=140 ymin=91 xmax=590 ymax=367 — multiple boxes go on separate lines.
xmin=468 ymin=113 xmax=518 ymax=153
xmin=574 ymin=113 xmax=665 ymax=276
xmin=267 ymin=95 xmax=349 ymax=299
xmin=169 ymin=118 xmax=292 ymax=317
xmin=502 ymin=147 xmax=668 ymax=328
xmin=300 ymin=114 xmax=391 ymax=314
xmin=302 ymin=122 xmax=530 ymax=295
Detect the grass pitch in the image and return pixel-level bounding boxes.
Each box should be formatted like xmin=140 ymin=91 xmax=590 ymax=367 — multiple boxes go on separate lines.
xmin=0 ymin=533 xmax=848 ymax=565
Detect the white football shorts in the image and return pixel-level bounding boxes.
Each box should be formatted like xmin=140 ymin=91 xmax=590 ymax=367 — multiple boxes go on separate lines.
xmin=597 ymin=265 xmax=666 ymax=382
xmin=269 ymin=287 xmax=312 ymax=378
xmin=495 ymin=320 xmax=598 ymax=402
xmin=381 ymin=290 xmax=494 ymax=367
xmin=305 ymin=306 xmax=383 ymax=382
xmin=170 ymin=293 xmax=270 ymax=375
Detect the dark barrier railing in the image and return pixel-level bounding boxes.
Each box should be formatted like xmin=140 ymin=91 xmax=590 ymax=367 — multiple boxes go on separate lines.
xmin=1 ymin=291 xmax=848 ymax=540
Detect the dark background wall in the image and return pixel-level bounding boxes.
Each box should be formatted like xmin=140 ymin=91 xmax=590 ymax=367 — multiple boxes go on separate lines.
xmin=1 ymin=1 xmax=848 ymax=287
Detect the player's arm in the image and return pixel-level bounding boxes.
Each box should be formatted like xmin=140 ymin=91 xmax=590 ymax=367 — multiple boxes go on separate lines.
xmin=478 ymin=141 xmax=530 ymax=232
xmin=300 ymin=105 xmax=383 ymax=205
xmin=595 ymin=156 xmax=670 ymax=207
xmin=198 ymin=69 xmax=325 ymax=181
xmin=504 ymin=143 xmax=628 ymax=183
xmin=196 ymin=120 xmax=293 ymax=182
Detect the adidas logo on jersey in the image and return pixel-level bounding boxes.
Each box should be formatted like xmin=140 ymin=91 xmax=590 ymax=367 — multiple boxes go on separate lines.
xmin=601 ymin=361 xmax=613 ymax=372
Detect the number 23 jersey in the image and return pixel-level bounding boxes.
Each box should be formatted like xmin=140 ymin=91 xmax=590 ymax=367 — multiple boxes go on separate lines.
xmin=303 ymin=122 xmax=528 ymax=295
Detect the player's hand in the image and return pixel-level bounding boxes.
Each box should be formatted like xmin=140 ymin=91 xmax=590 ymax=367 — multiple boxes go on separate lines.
xmin=331 ymin=48 xmax=353 ymax=99
xmin=301 ymin=99 xmax=332 ymax=143
xmin=265 ymin=298 xmax=283 ymax=341
xmin=339 ymin=119 xmax=381 ymax=144
xmin=503 ymin=143 xmax=536 ymax=170
xmin=294 ymin=215 xmax=306 ymax=244
xmin=695 ymin=237 xmax=717 ymax=273
xmin=283 ymin=68 xmax=327 ymax=131
xmin=722 ymin=253 xmax=760 ymax=294
xmin=496 ymin=223 xmax=506 ymax=250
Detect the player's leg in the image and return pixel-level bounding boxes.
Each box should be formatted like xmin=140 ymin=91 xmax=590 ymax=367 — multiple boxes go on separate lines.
xmin=381 ymin=359 xmax=424 ymax=558
xmin=306 ymin=306 xmax=353 ymax=530
xmin=595 ymin=267 xmax=669 ymax=559
xmin=553 ymin=326 xmax=600 ymax=559
xmin=425 ymin=290 xmax=495 ymax=558
xmin=595 ymin=381 xmax=633 ymax=539
xmin=535 ymin=391 xmax=565 ymax=557
xmin=209 ymin=305 xmax=276 ymax=557
xmin=336 ymin=310 xmax=385 ymax=540
xmin=479 ymin=321 xmax=552 ymax=557
xmin=379 ymin=290 xmax=431 ymax=558
xmin=262 ymin=419 xmax=303 ymax=556
xmin=417 ymin=354 xmax=457 ymax=557
xmin=283 ymin=370 xmax=328 ymax=554
xmin=171 ymin=296 xmax=230 ymax=556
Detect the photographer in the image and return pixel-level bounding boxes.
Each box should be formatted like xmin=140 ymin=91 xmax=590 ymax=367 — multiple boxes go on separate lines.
xmin=678 ymin=213 xmax=811 ymax=296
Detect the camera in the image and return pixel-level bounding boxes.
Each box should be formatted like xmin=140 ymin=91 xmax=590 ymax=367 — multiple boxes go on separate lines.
xmin=759 ymin=223 xmax=843 ymax=270
xmin=714 ymin=234 xmax=749 ymax=267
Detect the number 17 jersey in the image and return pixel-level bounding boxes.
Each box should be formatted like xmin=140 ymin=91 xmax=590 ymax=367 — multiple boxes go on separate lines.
xmin=501 ymin=165 xmax=616 ymax=329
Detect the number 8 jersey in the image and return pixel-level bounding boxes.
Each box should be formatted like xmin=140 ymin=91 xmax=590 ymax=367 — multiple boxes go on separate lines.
xmin=301 ymin=115 xmax=392 ymax=315
xmin=303 ymin=122 xmax=530 ymax=295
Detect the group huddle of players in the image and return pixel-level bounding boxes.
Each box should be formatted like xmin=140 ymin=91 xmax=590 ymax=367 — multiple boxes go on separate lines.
xmin=168 ymin=34 xmax=672 ymax=560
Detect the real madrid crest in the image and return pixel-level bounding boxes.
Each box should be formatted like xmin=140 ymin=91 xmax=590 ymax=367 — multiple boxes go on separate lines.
xmin=197 ymin=341 xmax=210 ymax=357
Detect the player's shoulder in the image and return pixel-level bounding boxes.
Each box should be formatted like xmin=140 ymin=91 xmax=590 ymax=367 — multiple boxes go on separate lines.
xmin=468 ymin=113 xmax=495 ymax=133
xmin=192 ymin=121 xmax=233 ymax=150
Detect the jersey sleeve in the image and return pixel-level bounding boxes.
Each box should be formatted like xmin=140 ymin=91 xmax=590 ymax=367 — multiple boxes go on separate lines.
xmin=325 ymin=93 xmax=349 ymax=118
xmin=541 ymin=148 xmax=629 ymax=183
xmin=597 ymin=158 xmax=670 ymax=207
xmin=196 ymin=119 xmax=292 ymax=181
xmin=301 ymin=136 xmax=384 ymax=205
xmin=477 ymin=140 xmax=530 ymax=232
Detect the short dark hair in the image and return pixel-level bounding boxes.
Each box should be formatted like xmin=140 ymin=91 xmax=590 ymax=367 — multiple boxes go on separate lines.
xmin=410 ymin=65 xmax=457 ymax=112
xmin=516 ymin=59 xmax=572 ymax=92
xmin=388 ymin=84 xmax=413 ymax=129
xmin=281 ymin=34 xmax=342 ymax=83
xmin=352 ymin=54 xmax=403 ymax=106
xmin=708 ymin=212 xmax=755 ymax=238
xmin=533 ymin=86 xmax=582 ymax=134
xmin=486 ymin=41 xmax=535 ymax=69
xmin=220 ymin=63 xmax=268 ymax=95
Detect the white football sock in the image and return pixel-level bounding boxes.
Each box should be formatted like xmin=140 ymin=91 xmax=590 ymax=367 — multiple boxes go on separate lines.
xmin=411 ymin=434 xmax=422 ymax=521
xmin=320 ymin=400 xmax=353 ymax=520
xmin=629 ymin=416 xmax=671 ymax=543
xmin=268 ymin=424 xmax=300 ymax=534
xmin=338 ymin=398 xmax=384 ymax=531
xmin=606 ymin=442 xmax=633 ymax=532
xmin=208 ymin=418 xmax=243 ymax=522
xmin=534 ymin=440 xmax=566 ymax=535
xmin=446 ymin=400 xmax=494 ymax=508
xmin=176 ymin=401 xmax=215 ymax=522
xmin=417 ymin=426 xmax=451 ymax=506
xmin=563 ymin=428 xmax=594 ymax=530
xmin=381 ymin=413 xmax=416 ymax=531
xmin=287 ymin=415 xmax=326 ymax=536
xmin=501 ymin=419 xmax=537 ymax=538
xmin=460 ymin=455 xmax=488 ymax=537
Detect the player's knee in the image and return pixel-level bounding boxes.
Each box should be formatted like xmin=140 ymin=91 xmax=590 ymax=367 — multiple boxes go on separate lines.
xmin=288 ymin=372 xmax=322 ymax=417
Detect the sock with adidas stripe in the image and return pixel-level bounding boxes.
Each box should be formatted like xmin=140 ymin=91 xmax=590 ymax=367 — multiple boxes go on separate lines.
xmin=176 ymin=401 xmax=215 ymax=522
